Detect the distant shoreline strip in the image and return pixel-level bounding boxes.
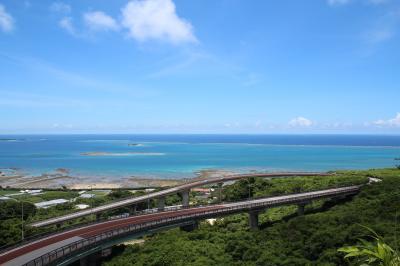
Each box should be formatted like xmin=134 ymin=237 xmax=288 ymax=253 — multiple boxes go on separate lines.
xmin=81 ymin=152 xmax=165 ymax=157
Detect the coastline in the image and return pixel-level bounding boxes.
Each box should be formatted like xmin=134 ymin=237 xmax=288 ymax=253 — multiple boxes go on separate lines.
xmin=0 ymin=168 xmax=238 ymax=189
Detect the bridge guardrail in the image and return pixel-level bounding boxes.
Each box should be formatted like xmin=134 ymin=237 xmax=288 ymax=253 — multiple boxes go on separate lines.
xmin=1 ymin=179 xmax=352 ymax=255
xmin=0 ymin=204 xmax=184 ymax=255
xmin=28 ymin=172 xmax=333 ymax=228
xmin=20 ymin=186 xmax=360 ymax=266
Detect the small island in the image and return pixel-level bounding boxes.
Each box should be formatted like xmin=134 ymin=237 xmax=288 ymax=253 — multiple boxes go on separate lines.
xmin=128 ymin=143 xmax=142 ymax=146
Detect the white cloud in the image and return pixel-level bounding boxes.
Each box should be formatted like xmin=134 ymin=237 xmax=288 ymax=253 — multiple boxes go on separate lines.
xmin=327 ymin=0 xmax=351 ymax=6
xmin=0 ymin=4 xmax=14 ymax=33
xmin=121 ymin=0 xmax=196 ymax=44
xmin=50 ymin=2 xmax=71 ymax=13
xmin=365 ymin=28 xmax=394 ymax=44
xmin=361 ymin=10 xmax=400 ymax=51
xmin=59 ymin=17 xmax=76 ymax=35
xmin=83 ymin=11 xmax=119 ymax=31
xmin=288 ymin=117 xmax=314 ymax=127
xmin=373 ymin=113 xmax=400 ymax=127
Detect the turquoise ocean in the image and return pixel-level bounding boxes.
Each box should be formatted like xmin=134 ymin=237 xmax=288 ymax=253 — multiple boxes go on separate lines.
xmin=0 ymin=135 xmax=400 ymax=179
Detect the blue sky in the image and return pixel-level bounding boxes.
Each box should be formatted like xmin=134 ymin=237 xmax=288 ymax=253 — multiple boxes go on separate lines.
xmin=0 ymin=0 xmax=399 ymax=134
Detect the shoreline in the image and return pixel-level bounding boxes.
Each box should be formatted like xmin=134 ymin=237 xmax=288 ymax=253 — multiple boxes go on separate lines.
xmin=0 ymin=168 xmax=239 ymax=189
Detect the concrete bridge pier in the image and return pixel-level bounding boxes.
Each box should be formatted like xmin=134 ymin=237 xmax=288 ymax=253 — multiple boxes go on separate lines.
xmin=217 ymin=182 xmax=223 ymax=202
xmin=297 ymin=202 xmax=308 ymax=216
xmin=157 ymin=196 xmax=166 ymax=211
xmin=79 ymin=250 xmax=101 ymax=266
xmin=182 ymin=189 xmax=190 ymax=208
xmin=128 ymin=204 xmax=137 ymax=215
xmin=180 ymin=221 xmax=198 ymax=232
xmin=96 ymin=213 xmax=101 ymax=221
xmin=248 ymin=210 xmax=260 ymax=230
xmin=333 ymin=195 xmax=348 ymax=201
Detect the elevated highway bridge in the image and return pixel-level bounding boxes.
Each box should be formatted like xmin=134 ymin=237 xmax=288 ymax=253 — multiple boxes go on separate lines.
xmin=0 ymin=185 xmax=360 ymax=266
xmin=30 ymin=172 xmax=330 ymax=228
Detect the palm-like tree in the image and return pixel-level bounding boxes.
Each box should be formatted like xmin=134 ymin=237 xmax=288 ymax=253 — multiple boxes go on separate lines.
xmin=338 ymin=226 xmax=400 ymax=266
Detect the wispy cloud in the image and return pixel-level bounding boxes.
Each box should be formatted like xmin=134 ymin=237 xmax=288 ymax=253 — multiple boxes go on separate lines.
xmin=49 ymin=2 xmax=79 ymax=37
xmin=365 ymin=10 xmax=400 ymax=43
xmin=242 ymin=73 xmax=261 ymax=87
xmin=0 ymin=4 xmax=14 ymax=33
xmin=83 ymin=11 xmax=119 ymax=32
xmin=372 ymin=113 xmax=400 ymax=127
xmin=144 ymin=48 xmax=263 ymax=89
xmin=121 ymin=0 xmax=197 ymax=44
xmin=327 ymin=0 xmax=351 ymax=6
xmin=364 ymin=28 xmax=394 ymax=44
xmin=50 ymin=2 xmax=71 ymax=14
xmin=368 ymin=0 xmax=389 ymax=5
xmin=59 ymin=17 xmax=77 ymax=35
xmin=328 ymin=0 xmax=400 ymax=53
xmin=327 ymin=0 xmax=389 ymax=6
xmin=0 ymin=91 xmax=89 ymax=108
xmin=288 ymin=117 xmax=314 ymax=127
xmin=0 ymin=53 xmax=159 ymax=98
xmin=145 ymin=50 xmax=207 ymax=78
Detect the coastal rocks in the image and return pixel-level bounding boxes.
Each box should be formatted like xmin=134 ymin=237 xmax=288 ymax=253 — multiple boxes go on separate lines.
xmin=128 ymin=143 xmax=141 ymax=146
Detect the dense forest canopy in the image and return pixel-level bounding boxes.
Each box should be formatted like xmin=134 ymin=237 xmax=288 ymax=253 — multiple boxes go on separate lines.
xmin=104 ymin=169 xmax=400 ymax=266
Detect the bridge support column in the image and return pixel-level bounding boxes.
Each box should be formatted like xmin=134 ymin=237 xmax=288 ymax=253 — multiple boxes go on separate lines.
xmin=128 ymin=204 xmax=137 ymax=215
xmin=180 ymin=221 xmax=198 ymax=232
xmin=157 ymin=196 xmax=166 ymax=211
xmin=248 ymin=210 xmax=260 ymax=230
xmin=96 ymin=213 xmax=101 ymax=221
xmin=217 ymin=182 xmax=223 ymax=202
xmin=182 ymin=189 xmax=190 ymax=208
xmin=333 ymin=195 xmax=347 ymax=201
xmin=80 ymin=250 xmax=101 ymax=266
xmin=297 ymin=203 xmax=307 ymax=216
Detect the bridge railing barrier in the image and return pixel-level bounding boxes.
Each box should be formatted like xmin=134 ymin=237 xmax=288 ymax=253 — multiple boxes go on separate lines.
xmin=20 ymin=186 xmax=360 ymax=266
xmin=27 ymin=172 xmax=334 ymax=229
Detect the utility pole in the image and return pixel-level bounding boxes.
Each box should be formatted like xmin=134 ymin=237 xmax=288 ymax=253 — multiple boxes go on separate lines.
xmin=90 ymin=185 xmax=94 ymax=220
xmin=21 ymin=201 xmax=24 ymax=240
xmin=248 ymin=178 xmax=251 ymax=200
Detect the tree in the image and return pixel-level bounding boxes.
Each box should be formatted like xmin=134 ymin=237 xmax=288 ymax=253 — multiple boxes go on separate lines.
xmin=0 ymin=201 xmax=36 ymax=220
xmin=395 ymin=158 xmax=400 ymax=170
xmin=107 ymin=190 xmax=133 ymax=200
xmin=338 ymin=225 xmax=400 ymax=266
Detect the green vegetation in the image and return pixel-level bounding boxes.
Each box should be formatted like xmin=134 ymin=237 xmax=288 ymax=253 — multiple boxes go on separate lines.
xmin=13 ymin=190 xmax=79 ymax=203
xmin=0 ymin=188 xmax=149 ymax=247
xmin=0 ymin=200 xmax=38 ymax=247
xmin=0 ymin=190 xmax=19 ymax=196
xmin=104 ymin=168 xmax=400 ymax=266
xmin=0 ymin=168 xmax=398 ymax=265
xmin=223 ymin=172 xmax=368 ymax=201
xmin=338 ymin=225 xmax=400 ymax=266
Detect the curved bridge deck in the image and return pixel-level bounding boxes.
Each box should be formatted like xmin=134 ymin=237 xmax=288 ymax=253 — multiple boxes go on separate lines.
xmin=30 ymin=172 xmax=330 ymax=228
xmin=0 ymin=185 xmax=359 ymax=266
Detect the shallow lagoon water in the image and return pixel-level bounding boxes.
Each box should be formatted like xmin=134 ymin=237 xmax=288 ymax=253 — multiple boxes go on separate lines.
xmin=0 ymin=134 xmax=399 ymax=179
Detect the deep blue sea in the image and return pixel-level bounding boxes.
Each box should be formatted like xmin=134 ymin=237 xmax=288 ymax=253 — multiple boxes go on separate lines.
xmin=1 ymin=134 xmax=400 ymax=179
